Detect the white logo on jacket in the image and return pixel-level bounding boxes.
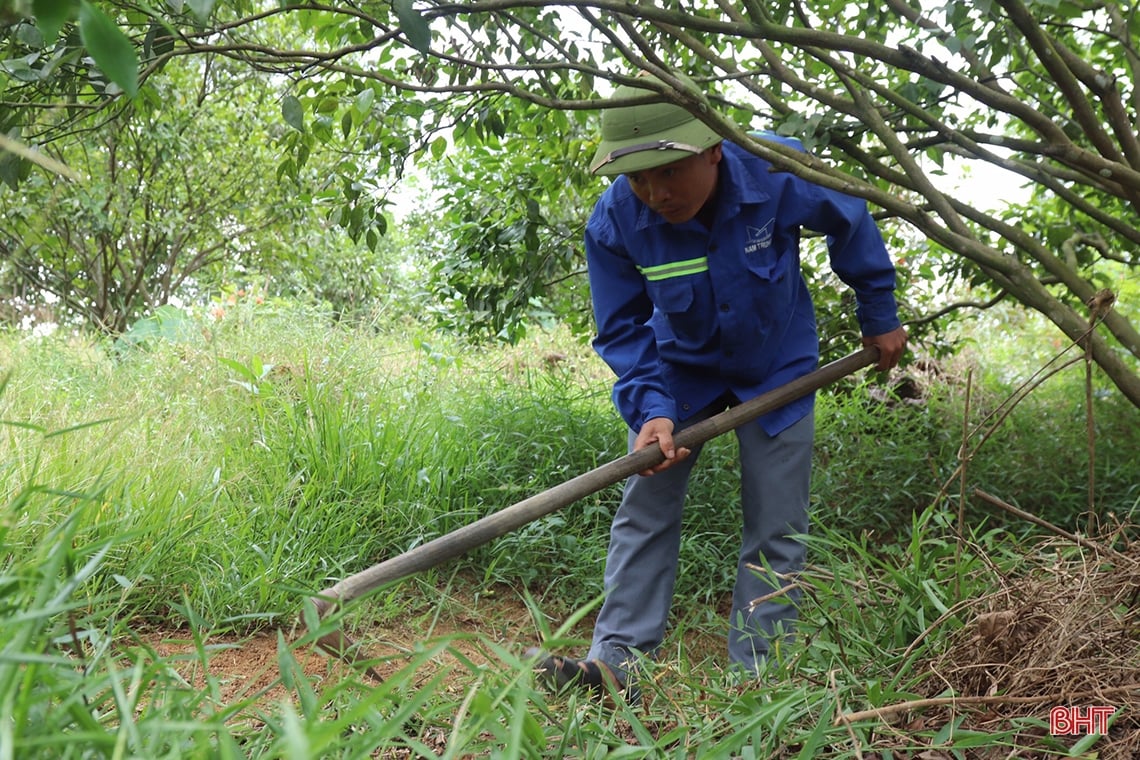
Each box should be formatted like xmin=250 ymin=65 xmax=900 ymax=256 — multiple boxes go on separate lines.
xmin=745 ymin=219 xmax=775 ymax=254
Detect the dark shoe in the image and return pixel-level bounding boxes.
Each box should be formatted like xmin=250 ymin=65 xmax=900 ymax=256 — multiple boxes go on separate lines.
xmin=526 ymin=649 xmax=640 ymax=705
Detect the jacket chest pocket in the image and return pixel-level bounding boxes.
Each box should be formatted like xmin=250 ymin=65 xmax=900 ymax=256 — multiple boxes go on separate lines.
xmin=745 ymin=246 xmax=787 ymax=283
xmin=646 ymin=277 xmax=706 ymax=341
xmin=746 ymin=249 xmax=794 ymax=320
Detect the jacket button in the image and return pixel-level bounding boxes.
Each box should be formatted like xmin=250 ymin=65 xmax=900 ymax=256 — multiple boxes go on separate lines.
xmin=719 ymin=303 xmax=730 ymax=312
xmin=682 ymin=403 xmax=691 ymax=411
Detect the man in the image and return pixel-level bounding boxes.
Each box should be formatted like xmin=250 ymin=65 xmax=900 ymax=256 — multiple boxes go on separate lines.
xmin=533 ymin=73 xmax=907 ymax=701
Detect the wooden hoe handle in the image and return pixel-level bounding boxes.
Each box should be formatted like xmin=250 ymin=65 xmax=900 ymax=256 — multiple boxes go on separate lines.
xmin=311 ymin=345 xmax=879 ymax=624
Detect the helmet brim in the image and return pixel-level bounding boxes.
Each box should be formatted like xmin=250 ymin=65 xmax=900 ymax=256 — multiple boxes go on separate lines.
xmin=590 ymin=117 xmax=722 ymax=176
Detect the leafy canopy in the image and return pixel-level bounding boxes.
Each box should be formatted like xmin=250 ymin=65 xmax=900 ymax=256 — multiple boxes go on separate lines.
xmin=2 ymin=0 xmax=1139 ymax=405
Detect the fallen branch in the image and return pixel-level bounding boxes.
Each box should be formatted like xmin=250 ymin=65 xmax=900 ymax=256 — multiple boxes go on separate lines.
xmin=831 ymin=669 xmax=866 ymax=760
xmin=973 ymin=488 xmax=1131 ymax=563
xmin=836 ymin=682 xmax=1140 ymax=725
xmin=746 ymin=581 xmax=799 ymax=610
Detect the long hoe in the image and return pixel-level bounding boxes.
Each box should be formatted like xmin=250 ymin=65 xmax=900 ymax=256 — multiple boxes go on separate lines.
xmin=307 ymin=346 xmax=881 ymax=678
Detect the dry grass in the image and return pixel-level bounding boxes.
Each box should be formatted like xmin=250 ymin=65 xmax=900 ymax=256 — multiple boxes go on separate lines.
xmin=911 ymin=524 xmax=1140 ymax=758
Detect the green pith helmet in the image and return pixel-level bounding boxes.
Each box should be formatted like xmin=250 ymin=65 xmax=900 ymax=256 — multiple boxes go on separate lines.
xmin=590 ymin=74 xmax=722 ymax=176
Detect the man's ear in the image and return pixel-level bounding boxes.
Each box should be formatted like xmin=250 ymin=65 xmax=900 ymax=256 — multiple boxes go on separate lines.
xmin=706 ymin=141 xmax=724 ymax=164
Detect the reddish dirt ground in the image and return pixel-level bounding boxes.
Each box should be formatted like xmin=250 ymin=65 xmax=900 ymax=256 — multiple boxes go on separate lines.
xmin=142 ymin=584 xmax=729 ymax=711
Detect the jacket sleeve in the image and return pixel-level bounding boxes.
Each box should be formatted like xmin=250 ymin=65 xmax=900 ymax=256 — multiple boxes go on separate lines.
xmin=801 ymin=181 xmax=902 ymax=337
xmin=585 ymin=209 xmax=677 ymax=431
xmin=752 ymin=131 xmax=901 ymax=337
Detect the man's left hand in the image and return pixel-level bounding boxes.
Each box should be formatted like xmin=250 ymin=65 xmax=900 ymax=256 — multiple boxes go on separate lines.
xmin=863 ymin=326 xmax=908 ymax=370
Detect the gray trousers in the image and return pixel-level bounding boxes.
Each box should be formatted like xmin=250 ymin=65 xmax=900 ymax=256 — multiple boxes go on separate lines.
xmin=587 ymin=400 xmax=813 ymax=678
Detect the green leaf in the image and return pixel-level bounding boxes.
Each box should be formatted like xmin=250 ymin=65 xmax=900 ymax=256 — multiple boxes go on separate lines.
xmin=282 ymin=94 xmax=304 ymax=132
xmin=950 ymin=728 xmax=1001 ymax=748
xmin=0 ymin=59 xmax=43 ymax=83
xmin=78 ymin=1 xmax=138 ymax=97
xmin=0 ymin=152 xmax=23 ymax=191
xmin=1067 ymin=730 xmax=1103 ymax=756
xmin=430 ymin=136 xmax=446 ymax=159
xmin=186 ymin=0 xmax=216 ymax=23
xmin=394 ymin=0 xmax=431 ymax=53
xmin=353 ymin=87 xmax=375 ymax=116
xmin=144 ymin=22 xmax=175 ymax=59
xmin=17 ymin=22 xmax=45 ymax=48
xmin=33 ymin=0 xmax=73 ymax=45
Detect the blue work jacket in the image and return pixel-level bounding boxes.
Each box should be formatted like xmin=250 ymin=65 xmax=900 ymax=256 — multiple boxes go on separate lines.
xmin=584 ymin=137 xmax=901 ymax=436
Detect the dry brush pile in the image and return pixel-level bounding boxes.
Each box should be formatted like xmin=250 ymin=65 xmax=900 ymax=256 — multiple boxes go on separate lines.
xmin=925 ymin=530 xmax=1137 ymax=757
xmin=874 ymin=511 xmax=1140 ymax=759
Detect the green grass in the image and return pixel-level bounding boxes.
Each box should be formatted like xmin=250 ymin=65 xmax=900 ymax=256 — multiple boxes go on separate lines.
xmin=2 ymin=301 xmax=1138 ymax=757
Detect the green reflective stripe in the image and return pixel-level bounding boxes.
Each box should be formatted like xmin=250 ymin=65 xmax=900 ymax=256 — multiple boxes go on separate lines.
xmin=637 ymin=257 xmax=708 ymax=281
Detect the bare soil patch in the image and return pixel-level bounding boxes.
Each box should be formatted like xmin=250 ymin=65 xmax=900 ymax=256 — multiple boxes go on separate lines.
xmin=140 ymin=584 xmax=727 ymax=711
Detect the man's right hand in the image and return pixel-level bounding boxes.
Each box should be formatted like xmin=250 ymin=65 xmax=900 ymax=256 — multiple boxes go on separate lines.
xmin=634 ymin=417 xmax=692 ymax=476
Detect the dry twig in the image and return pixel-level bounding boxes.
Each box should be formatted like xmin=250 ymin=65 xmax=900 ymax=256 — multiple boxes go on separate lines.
xmin=973 ymin=488 xmax=1131 ymax=563
xmin=836 ymin=682 xmax=1140 ymax=725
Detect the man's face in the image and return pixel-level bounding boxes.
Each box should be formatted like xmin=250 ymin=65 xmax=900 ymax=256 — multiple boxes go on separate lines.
xmin=624 ymin=143 xmax=723 ymax=224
